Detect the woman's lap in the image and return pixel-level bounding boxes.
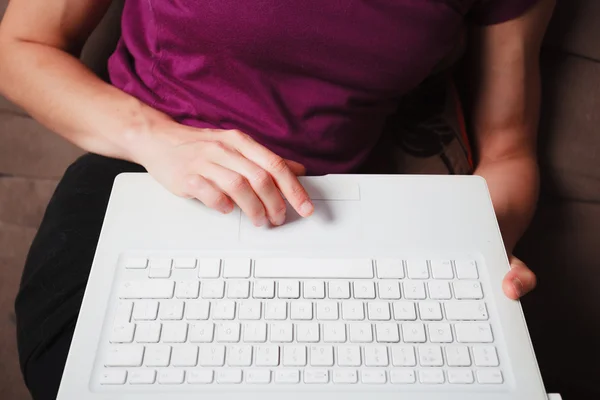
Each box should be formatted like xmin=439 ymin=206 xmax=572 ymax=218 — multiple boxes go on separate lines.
xmin=15 ymin=154 xmax=144 ymax=400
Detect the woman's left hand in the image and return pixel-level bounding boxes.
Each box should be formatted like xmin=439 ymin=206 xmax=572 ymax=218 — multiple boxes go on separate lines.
xmin=502 ymin=255 xmax=537 ymax=299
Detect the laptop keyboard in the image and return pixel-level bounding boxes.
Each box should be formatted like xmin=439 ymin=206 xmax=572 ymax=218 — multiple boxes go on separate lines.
xmin=97 ymin=257 xmax=504 ymax=387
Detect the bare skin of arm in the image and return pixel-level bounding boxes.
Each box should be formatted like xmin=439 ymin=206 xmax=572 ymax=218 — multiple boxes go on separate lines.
xmin=470 ymin=0 xmax=555 ymax=298
xmin=0 ymin=0 xmax=313 ymax=227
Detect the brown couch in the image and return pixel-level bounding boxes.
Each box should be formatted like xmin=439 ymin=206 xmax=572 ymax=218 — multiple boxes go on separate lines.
xmin=0 ymin=1 xmax=598 ymax=399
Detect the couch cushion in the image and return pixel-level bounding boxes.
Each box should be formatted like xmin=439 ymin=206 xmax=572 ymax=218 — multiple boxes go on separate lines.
xmin=538 ymin=52 xmax=600 ymax=202
xmin=0 ymin=114 xmax=83 ymax=178
xmin=544 ymin=0 xmax=600 ymax=62
xmin=0 ymin=177 xmax=57 ymax=228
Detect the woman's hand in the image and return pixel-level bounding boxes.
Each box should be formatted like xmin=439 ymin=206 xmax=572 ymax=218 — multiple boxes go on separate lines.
xmin=502 ymin=255 xmax=537 ymax=299
xmin=133 ymin=120 xmax=314 ymax=227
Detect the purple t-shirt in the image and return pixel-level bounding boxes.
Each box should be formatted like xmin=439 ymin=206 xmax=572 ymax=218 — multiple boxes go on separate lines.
xmin=109 ymin=0 xmax=538 ymax=174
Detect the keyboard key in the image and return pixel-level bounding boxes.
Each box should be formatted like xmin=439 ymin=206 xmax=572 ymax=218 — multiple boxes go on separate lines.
xmin=213 ymin=300 xmax=236 ymax=320
xmin=361 ymin=369 xmax=386 ymax=384
xmin=255 ymin=345 xmax=279 ymax=366
xmin=278 ymin=280 xmax=300 ymax=299
xmin=275 ymin=369 xmax=300 ymax=383
xmin=254 ymin=258 xmax=373 ymax=279
xmin=227 ymin=345 xmax=253 ymax=366
xmin=378 ymin=281 xmax=401 ymax=300
xmin=148 ymin=266 xmax=171 ymax=279
xmin=390 ymin=369 xmax=416 ymax=384
xmin=296 ymin=323 xmax=320 ymax=342
xmin=189 ymin=322 xmax=214 ymax=343
xmin=158 ymin=369 xmax=185 ymax=384
xmin=333 ymin=369 xmax=358 ymax=383
xmin=162 ymin=321 xmax=188 ymax=343
xmin=427 ymin=281 xmax=451 ymax=300
xmin=445 ymin=301 xmax=488 ymax=321
xmin=453 ymin=281 xmax=484 ymax=300
xmin=376 ymin=259 xmax=404 ymax=278
xmin=243 ymin=322 xmax=267 ymax=342
xmin=216 ymin=322 xmax=241 ymax=342
xmin=124 ymin=257 xmax=147 ymax=269
xmin=364 ymin=345 xmax=388 ymax=366
xmin=216 ymin=369 xmax=243 ymax=383
xmin=342 ymin=301 xmax=364 ymax=320
xmin=238 ymin=300 xmax=262 ymax=320
xmin=418 ymin=302 xmax=442 ymax=321
xmin=349 ymin=323 xmax=373 ymax=343
xmin=149 ymin=258 xmax=172 ymax=270
xmin=110 ymin=323 xmax=135 ymax=343
xmin=455 ymin=323 xmax=494 ymax=343
xmin=171 ymin=344 xmax=198 ymax=367
xmin=105 ymin=345 xmax=144 ymax=367
xmin=402 ymin=323 xmax=426 ymax=343
xmin=418 ymin=345 xmax=443 ymax=366
xmin=245 ymin=369 xmax=271 ymax=384
xmin=269 ymin=322 xmax=293 ymax=342
xmin=290 ymin=301 xmax=313 ymax=320
xmin=406 ymin=259 xmax=429 ymax=279
xmin=317 ymin=301 xmax=339 ymax=320
xmin=120 ymin=281 xmax=174 ymax=299
xmin=304 ymin=280 xmax=325 ymax=299
xmin=144 ymin=344 xmax=171 ymax=367
xmin=476 ymin=369 xmax=503 ymax=384
xmin=337 ymin=345 xmax=361 ymax=366
xmin=99 ymin=369 xmax=127 ymax=385
xmin=253 ymin=280 xmax=275 ymax=299
xmin=222 ymin=258 xmax=251 ymax=278
xmin=135 ymin=322 xmax=162 ymax=343
xmin=310 ymin=345 xmax=334 ymax=366
xmin=353 ymin=281 xmax=375 ymax=299
xmin=283 ymin=345 xmax=307 ymax=366
xmin=129 ymin=369 xmax=156 ymax=384
xmin=185 ymin=301 xmax=210 ymax=320
xmin=175 ymin=281 xmax=200 ymax=299
xmin=446 ymin=345 xmax=471 ymax=367
xmin=305 ymin=369 xmax=329 ymax=383
xmin=187 ymin=369 xmax=214 ymax=384
xmin=403 ymin=281 xmax=426 ymax=300
xmin=455 ymin=260 xmax=479 ymax=279
xmin=473 ymin=345 xmax=499 ymax=366
xmin=227 ymin=280 xmax=250 ymax=299
xmin=430 ymin=260 xmax=453 ymax=279
xmin=367 ymin=302 xmax=391 ymax=321
xmin=448 ymin=369 xmax=474 ymax=384
xmin=391 ymin=345 xmax=416 ymax=366
xmin=375 ymin=323 xmax=399 ymax=343
xmin=419 ymin=368 xmax=445 ymax=384
xmin=133 ymin=300 xmax=159 ymax=321
xmin=328 ymin=281 xmax=350 ymax=299
xmin=173 ymin=257 xmax=196 ymax=269
xmin=114 ymin=300 xmax=133 ymax=324
xmin=428 ymin=323 xmax=453 ymax=343
xmin=201 ymin=281 xmax=225 ymax=299
xmin=198 ymin=258 xmax=221 ymax=278
xmin=393 ymin=302 xmax=417 ymax=320
xmin=265 ymin=301 xmax=287 ymax=320
xmin=159 ymin=300 xmax=185 ymax=320
xmin=198 ymin=345 xmax=226 ymax=366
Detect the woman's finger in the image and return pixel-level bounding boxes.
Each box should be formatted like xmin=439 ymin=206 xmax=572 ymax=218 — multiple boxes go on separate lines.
xmin=502 ymin=256 xmax=537 ymax=299
xmin=184 ymin=175 xmax=234 ymax=214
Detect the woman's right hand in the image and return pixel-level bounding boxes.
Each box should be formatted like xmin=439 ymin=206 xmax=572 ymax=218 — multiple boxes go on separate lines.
xmin=133 ymin=121 xmax=314 ymax=227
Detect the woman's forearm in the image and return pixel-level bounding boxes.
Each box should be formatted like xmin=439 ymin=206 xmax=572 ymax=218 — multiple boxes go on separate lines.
xmin=0 ymin=38 xmax=175 ymax=162
xmin=474 ymin=156 xmax=540 ymax=253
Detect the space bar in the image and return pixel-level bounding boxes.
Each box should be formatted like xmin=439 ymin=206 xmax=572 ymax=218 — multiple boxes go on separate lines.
xmin=254 ymin=259 xmax=373 ymax=279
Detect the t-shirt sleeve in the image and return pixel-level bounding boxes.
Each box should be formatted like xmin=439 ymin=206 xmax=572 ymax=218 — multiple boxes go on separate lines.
xmin=468 ymin=0 xmax=541 ymax=25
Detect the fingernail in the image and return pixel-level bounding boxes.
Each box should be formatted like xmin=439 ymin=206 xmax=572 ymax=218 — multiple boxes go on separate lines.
xmin=220 ymin=203 xmax=234 ymax=214
xmin=254 ymin=215 xmax=268 ymax=227
xmin=512 ymin=277 xmax=524 ymax=298
xmin=299 ymin=201 xmax=314 ymax=216
xmin=271 ymin=213 xmax=286 ymax=226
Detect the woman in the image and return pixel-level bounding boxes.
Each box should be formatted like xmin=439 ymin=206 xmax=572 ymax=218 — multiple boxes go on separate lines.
xmin=0 ymin=0 xmax=554 ymax=398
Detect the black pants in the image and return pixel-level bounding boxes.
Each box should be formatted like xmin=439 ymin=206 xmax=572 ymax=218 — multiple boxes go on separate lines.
xmin=15 ymin=154 xmax=144 ymax=400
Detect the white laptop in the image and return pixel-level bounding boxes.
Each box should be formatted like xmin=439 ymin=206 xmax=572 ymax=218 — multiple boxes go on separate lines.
xmin=56 ymin=173 xmax=555 ymax=400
